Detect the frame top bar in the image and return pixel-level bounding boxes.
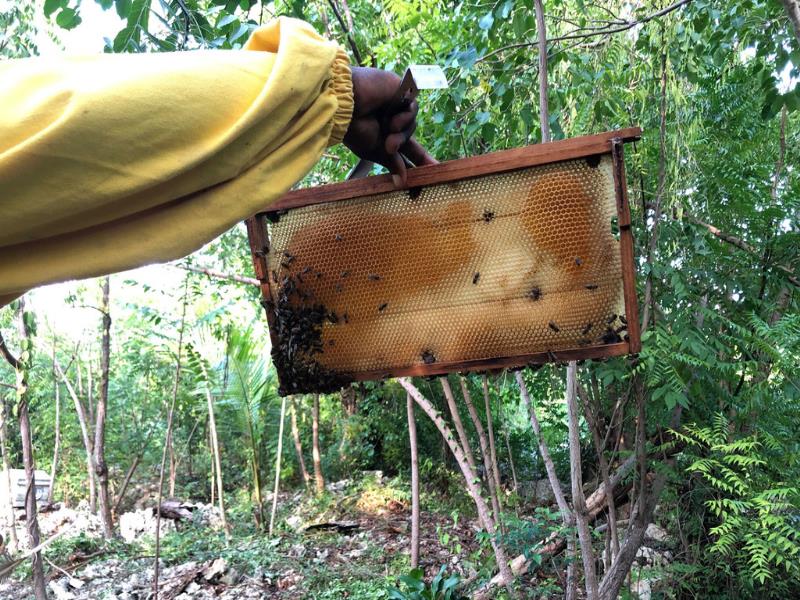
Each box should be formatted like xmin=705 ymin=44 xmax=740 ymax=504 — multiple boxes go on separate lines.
xmin=259 ymin=127 xmax=642 ymax=213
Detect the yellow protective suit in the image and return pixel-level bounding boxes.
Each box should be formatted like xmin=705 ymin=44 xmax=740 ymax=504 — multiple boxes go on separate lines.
xmin=0 ymin=17 xmax=353 ymax=306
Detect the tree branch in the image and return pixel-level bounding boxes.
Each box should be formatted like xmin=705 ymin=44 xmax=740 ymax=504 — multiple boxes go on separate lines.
xmin=171 ymin=263 xmax=259 ymax=287
xmin=0 ymin=332 xmax=20 ymax=370
xmin=682 ymin=213 xmax=800 ymax=288
xmin=476 ymin=0 xmax=693 ymax=64
xmin=326 ymin=0 xmax=364 ymax=66
xmin=781 ymin=0 xmax=800 ymax=45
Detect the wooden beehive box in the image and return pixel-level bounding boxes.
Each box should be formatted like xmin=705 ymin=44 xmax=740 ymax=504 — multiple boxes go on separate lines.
xmin=247 ymin=128 xmax=641 ymax=395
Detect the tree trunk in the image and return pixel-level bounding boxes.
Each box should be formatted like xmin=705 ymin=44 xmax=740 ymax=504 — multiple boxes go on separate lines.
xmin=289 ymin=398 xmax=311 ymax=489
xmin=0 ymin=398 xmax=18 ymax=553
xmin=202 ymin=365 xmax=228 ymax=536
xmin=155 ymin=276 xmax=191 ymax=599
xmin=781 ymin=0 xmax=800 ymax=45
xmin=243 ymin=398 xmax=264 ymax=529
xmin=9 ymin=300 xmax=48 ymax=600
xmin=95 ymin=276 xmax=113 ymax=538
xmin=209 ymin=425 xmax=216 ymax=507
xmin=56 ymin=361 xmax=96 ymax=511
xmin=48 ymin=341 xmax=61 ymax=505
xmin=439 ymin=377 xmax=479 ymax=480
xmin=516 ymin=370 xmax=576 ymax=599
xmin=406 ymin=392 xmax=420 ymax=568
xmin=269 ymin=397 xmax=287 ymax=535
xmin=400 ymin=379 xmax=515 ymax=595
xmin=533 ymin=0 xmax=550 ymax=143
xmin=459 ymin=377 xmax=502 ymax=528
xmin=311 ymin=394 xmax=325 ymax=494
xmin=502 ymin=424 xmax=518 ymax=494
xmin=481 ymin=376 xmax=503 ymax=501
xmin=168 ymin=439 xmax=176 ymax=498
xmin=113 ymin=430 xmax=153 ymax=515
xmin=566 ymin=362 xmax=599 ymax=599
xmin=577 ymin=382 xmax=620 ymax=564
xmin=641 ymin=50 xmax=668 ymax=332
xmin=441 ymin=377 xmax=487 ymax=531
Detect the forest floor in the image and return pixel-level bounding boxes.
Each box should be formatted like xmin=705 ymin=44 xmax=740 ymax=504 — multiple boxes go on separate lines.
xmin=3 ymin=472 xmax=507 ymax=599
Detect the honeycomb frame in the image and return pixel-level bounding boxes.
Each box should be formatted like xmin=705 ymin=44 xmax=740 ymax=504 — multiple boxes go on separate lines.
xmin=246 ymin=128 xmax=641 ymax=395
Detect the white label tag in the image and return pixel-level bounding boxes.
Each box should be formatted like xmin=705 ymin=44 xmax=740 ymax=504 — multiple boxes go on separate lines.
xmin=408 ymin=65 xmax=449 ymax=89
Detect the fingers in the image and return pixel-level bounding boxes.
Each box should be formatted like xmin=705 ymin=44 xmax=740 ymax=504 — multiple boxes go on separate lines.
xmin=385 ymin=128 xmax=415 ymax=155
xmin=387 ymin=99 xmax=418 ymax=133
xmin=382 ymin=151 xmax=407 ymax=187
xmin=400 ymin=138 xmax=438 ymax=166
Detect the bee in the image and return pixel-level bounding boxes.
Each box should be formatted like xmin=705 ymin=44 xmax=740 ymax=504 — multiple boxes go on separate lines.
xmin=575 ymin=257 xmax=583 ymax=266
xmin=482 ymin=210 xmax=495 ymax=223
xmin=582 ymin=322 xmax=593 ymax=335
xmin=280 ymin=262 xmax=292 ymax=270
xmin=619 ymin=315 xmax=628 ymax=325
xmin=607 ymin=314 xmax=617 ymax=324
xmin=472 ymin=272 xmax=480 ymax=285
xmin=548 ymin=321 xmax=560 ymax=332
xmin=528 ymin=287 xmax=542 ymax=301
xmin=334 ymin=234 xmax=343 ymax=242
xmin=343 ymin=313 xmax=349 ymax=324
xmin=585 ymin=284 xmax=599 ymax=291
xmin=301 ymin=266 xmax=312 ymax=275
xmin=408 ymin=187 xmax=422 ymax=200
xmin=341 ymin=270 xmax=349 ymax=278
xmin=421 ymin=350 xmax=436 ymax=364
xmin=378 ymin=302 xmax=388 ymax=312
xmin=283 ymin=251 xmax=295 ymax=263
xmin=586 ymin=154 xmax=602 ymax=168
xmin=368 ymin=274 xmax=381 ymax=281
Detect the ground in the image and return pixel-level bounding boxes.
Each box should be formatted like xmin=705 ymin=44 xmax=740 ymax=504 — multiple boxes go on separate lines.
xmin=3 ymin=472 xmax=500 ymax=599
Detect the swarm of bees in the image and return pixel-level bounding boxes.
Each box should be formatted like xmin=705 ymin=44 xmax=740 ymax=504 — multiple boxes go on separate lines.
xmin=268 ymin=263 xmax=351 ymax=395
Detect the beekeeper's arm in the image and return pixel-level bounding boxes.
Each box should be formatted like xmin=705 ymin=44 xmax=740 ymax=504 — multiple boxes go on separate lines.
xmin=0 ymin=17 xmax=433 ymax=306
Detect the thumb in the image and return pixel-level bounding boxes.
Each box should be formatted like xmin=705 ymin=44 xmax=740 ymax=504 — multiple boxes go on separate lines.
xmin=383 ymin=152 xmax=407 ymax=187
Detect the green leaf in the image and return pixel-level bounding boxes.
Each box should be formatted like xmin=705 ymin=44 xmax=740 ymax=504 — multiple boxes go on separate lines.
xmin=44 ymin=0 xmax=65 ymax=18
xmin=55 ymin=7 xmax=82 ymax=29
xmin=216 ymin=13 xmax=239 ymax=28
xmin=229 ymin=23 xmax=251 ymax=43
xmin=115 ymin=0 xmax=131 ymax=19
xmin=478 ymin=12 xmax=494 ymax=31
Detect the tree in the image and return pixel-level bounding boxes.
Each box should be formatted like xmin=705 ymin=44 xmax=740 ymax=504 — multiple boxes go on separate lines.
xmin=95 ymin=276 xmax=113 ymax=538
xmin=1 ymin=301 xmax=47 ymax=600
xmin=311 ymin=394 xmax=325 ymax=494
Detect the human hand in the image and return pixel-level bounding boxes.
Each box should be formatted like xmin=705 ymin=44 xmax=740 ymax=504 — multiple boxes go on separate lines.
xmin=343 ymin=67 xmax=437 ymax=186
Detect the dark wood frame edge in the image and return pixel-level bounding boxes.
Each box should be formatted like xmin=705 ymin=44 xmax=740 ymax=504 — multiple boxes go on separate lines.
xmin=611 ymin=139 xmax=642 ymax=353
xmin=345 ymin=342 xmax=631 ymax=381
xmin=259 ymin=127 xmax=642 ymax=213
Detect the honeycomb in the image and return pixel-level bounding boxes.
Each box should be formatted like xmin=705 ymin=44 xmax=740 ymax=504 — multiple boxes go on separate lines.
xmin=263 ymin=154 xmax=628 ymax=394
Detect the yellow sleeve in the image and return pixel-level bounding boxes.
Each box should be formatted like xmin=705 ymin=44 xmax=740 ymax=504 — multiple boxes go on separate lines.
xmin=0 ymin=17 xmax=353 ymax=304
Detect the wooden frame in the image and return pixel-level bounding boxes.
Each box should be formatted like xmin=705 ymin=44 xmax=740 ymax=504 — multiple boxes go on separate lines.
xmin=246 ymin=127 xmax=642 ymax=389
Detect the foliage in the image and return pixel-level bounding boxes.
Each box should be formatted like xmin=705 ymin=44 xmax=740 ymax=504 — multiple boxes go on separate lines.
xmin=674 ymin=415 xmax=800 ymax=595
xmin=388 ymin=566 xmax=463 ymax=600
